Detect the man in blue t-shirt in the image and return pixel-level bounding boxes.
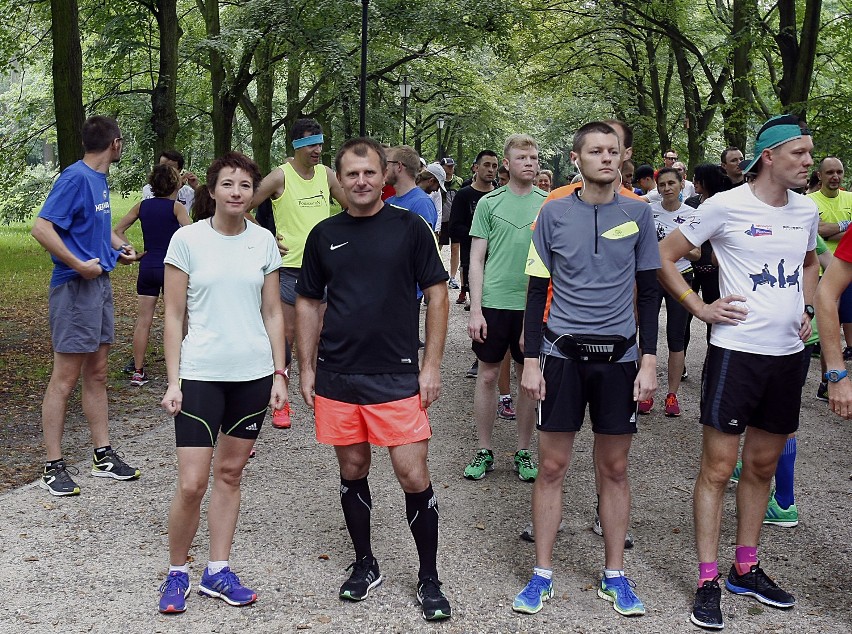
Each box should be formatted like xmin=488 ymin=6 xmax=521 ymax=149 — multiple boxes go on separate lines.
xmin=31 ymin=115 xmax=141 ymax=497
xmin=385 ymin=145 xmax=438 ymax=229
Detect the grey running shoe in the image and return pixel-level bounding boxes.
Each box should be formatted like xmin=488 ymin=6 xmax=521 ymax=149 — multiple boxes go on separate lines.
xmin=39 ymin=461 xmax=81 ymax=496
xmin=520 ymin=519 xmax=566 ymax=542
xmin=593 ymin=510 xmax=635 ymax=549
xmin=91 ymin=449 xmax=141 ymax=480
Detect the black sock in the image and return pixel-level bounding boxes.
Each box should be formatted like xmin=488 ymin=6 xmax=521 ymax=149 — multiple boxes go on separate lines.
xmin=406 ymin=483 xmax=439 ymax=580
xmin=340 ymin=476 xmax=373 ymax=561
xmin=94 ymin=445 xmax=112 ymax=460
xmin=45 ymin=458 xmax=64 ymax=470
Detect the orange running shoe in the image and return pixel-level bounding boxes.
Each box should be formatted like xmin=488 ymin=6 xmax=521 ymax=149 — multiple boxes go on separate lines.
xmin=664 ymin=392 xmax=681 ymax=417
xmin=272 ymin=401 xmax=292 ymax=429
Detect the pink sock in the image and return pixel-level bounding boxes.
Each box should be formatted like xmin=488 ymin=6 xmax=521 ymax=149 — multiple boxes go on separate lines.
xmin=698 ymin=562 xmax=718 ymax=586
xmin=735 ymin=545 xmax=758 ymax=575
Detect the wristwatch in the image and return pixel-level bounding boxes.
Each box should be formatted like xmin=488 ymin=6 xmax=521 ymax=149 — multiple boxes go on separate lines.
xmin=824 ymin=369 xmax=848 ymax=383
xmin=804 ymin=304 xmax=815 ymax=319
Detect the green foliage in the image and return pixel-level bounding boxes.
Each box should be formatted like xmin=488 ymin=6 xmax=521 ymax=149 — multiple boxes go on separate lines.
xmin=0 ymin=164 xmax=55 ymax=225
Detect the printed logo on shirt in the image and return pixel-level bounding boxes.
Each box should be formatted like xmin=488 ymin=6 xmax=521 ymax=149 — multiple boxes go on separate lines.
xmin=674 ymin=215 xmax=688 ymax=224
xmin=744 ymin=224 xmax=773 ymax=237
xmin=401 ymin=357 xmax=412 ymax=364
xmin=298 ymin=193 xmax=327 ymax=208
xmin=601 ymin=221 xmax=639 ymax=240
xmin=747 ymin=258 xmax=801 ymax=292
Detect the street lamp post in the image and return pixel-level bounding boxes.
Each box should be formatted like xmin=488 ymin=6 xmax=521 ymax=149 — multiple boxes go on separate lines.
xmin=436 ymin=116 xmax=445 ymax=159
xmin=399 ymin=77 xmax=412 ymax=144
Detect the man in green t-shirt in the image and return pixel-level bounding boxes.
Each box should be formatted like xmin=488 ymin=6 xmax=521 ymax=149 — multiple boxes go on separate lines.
xmin=463 ymin=134 xmax=547 ymax=482
xmin=810 ymin=156 xmax=852 ymax=356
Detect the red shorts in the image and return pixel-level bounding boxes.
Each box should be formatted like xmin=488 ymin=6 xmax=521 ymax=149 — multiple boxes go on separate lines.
xmin=314 ymin=393 xmax=432 ymax=447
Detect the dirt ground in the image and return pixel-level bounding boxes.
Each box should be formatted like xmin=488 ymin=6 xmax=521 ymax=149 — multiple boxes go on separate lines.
xmin=1 ymin=262 xmax=851 ymax=633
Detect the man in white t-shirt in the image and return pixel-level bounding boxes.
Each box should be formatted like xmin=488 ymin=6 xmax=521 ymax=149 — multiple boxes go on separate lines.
xmin=142 ymin=149 xmax=198 ymax=213
xmin=658 ymin=114 xmax=818 ymax=630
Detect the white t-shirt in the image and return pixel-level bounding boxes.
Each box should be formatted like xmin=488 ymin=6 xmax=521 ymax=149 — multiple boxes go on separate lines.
xmin=680 ymin=184 xmax=818 ymax=356
xmin=164 ymin=220 xmax=281 ymax=381
xmin=682 ymin=179 xmax=696 ymax=199
xmin=143 ymin=184 xmax=195 ymax=213
xmin=645 ymin=188 xmax=662 ymax=203
xmin=652 ymin=201 xmax=693 ymax=273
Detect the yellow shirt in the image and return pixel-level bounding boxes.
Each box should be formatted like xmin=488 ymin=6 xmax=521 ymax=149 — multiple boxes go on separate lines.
xmin=271 ymin=162 xmax=332 ymax=268
xmin=809 ymin=190 xmax=852 ymax=252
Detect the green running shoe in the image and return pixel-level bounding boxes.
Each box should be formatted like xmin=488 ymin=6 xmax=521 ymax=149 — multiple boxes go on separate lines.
xmin=598 ymin=575 xmax=646 ymax=616
xmin=513 ymin=450 xmax=538 ymax=482
xmin=763 ymin=492 xmax=799 ymax=527
xmin=730 ymin=460 xmax=742 ymax=483
xmin=512 ymin=574 xmax=553 ymax=614
xmin=463 ymin=449 xmax=494 ymax=480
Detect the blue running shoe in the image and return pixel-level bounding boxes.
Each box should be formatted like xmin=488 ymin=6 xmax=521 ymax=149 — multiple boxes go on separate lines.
xmin=512 ymin=574 xmax=553 ymax=614
xmin=598 ymin=575 xmax=646 ymax=616
xmin=198 ymin=567 xmax=257 ymax=606
xmin=158 ymin=571 xmax=191 ymax=614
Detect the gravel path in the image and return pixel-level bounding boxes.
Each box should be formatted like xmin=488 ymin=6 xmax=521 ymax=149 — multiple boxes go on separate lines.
xmin=2 ymin=297 xmax=851 ymax=633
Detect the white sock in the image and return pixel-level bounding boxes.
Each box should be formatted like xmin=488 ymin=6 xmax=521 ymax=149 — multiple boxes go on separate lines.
xmin=499 ymin=393 xmax=510 ymax=401
xmin=169 ymin=564 xmax=189 ymax=574
xmin=604 ymin=569 xmax=624 ymax=579
xmin=533 ymin=566 xmax=553 ymax=580
xmin=207 ymin=560 xmax=228 ymax=575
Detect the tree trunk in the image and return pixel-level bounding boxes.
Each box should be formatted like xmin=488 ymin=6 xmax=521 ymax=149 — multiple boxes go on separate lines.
xmin=197 ymin=0 xmax=231 ymax=156
xmin=644 ymin=33 xmax=671 ymax=159
xmin=726 ymin=0 xmax=754 ymax=150
xmin=150 ymin=0 xmax=181 ymax=159
xmin=775 ymin=0 xmax=821 ymax=119
xmin=250 ymin=40 xmax=274 ymax=175
xmin=50 ymin=0 xmax=84 ymax=169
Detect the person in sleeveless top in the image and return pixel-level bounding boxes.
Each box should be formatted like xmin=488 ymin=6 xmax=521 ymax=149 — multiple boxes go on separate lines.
xmin=113 ymin=163 xmax=191 ymax=385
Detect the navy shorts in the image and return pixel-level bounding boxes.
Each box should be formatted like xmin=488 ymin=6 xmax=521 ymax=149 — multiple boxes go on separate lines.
xmin=136 ymin=267 xmax=165 ymax=297
xmin=471 ymin=307 xmax=524 ymax=364
xmin=839 ymin=281 xmax=852 ymax=323
xmin=174 ymin=376 xmax=271 ymax=447
xmin=48 ymin=274 xmax=114 ymax=353
xmin=699 ymin=345 xmax=805 ymax=435
xmin=283 ymin=267 xmax=326 ymax=305
xmin=536 ymin=355 xmax=638 ymax=435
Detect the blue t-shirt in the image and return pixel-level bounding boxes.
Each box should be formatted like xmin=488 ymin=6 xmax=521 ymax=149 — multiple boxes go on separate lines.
xmin=38 ymin=160 xmax=120 ymax=288
xmin=386 ymin=187 xmax=438 ymax=230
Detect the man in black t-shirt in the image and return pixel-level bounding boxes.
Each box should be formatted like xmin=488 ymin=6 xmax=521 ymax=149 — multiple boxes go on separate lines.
xmin=448 ymin=150 xmax=499 ymax=306
xmin=295 ymin=137 xmax=452 ymax=622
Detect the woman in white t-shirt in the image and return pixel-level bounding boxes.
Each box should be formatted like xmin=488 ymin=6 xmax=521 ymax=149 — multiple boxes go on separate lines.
xmin=639 ymin=167 xmax=700 ymax=418
xmin=156 ymin=152 xmax=287 ymax=614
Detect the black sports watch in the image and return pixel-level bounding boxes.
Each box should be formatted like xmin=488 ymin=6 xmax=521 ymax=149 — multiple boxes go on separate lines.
xmin=825 ymin=369 xmax=848 ymax=383
xmin=804 ymin=304 xmax=815 ymax=319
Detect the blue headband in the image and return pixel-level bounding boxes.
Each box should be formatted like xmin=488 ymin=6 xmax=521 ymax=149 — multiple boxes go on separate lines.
xmin=292 ymin=134 xmax=324 ymax=149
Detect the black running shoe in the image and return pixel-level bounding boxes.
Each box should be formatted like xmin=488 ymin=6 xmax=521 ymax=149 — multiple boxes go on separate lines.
xmin=339 ymin=557 xmax=382 ymax=601
xmin=91 ymin=449 xmax=141 ymax=480
xmin=725 ymin=563 xmax=795 ymax=608
xmin=690 ymin=575 xmax=723 ymax=629
xmin=39 ymin=460 xmax=81 ymax=496
xmin=122 ymin=358 xmax=136 ymax=374
xmin=417 ymin=577 xmax=451 ymax=621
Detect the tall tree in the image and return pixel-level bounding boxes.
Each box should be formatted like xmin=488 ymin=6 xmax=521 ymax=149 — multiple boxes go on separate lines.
xmin=50 ymin=0 xmax=84 ymax=168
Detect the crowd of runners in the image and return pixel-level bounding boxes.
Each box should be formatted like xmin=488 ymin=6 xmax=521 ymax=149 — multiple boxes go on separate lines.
xmin=28 ymin=112 xmax=852 ymax=629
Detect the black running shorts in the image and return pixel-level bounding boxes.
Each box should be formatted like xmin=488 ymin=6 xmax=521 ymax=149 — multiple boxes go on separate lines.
xmin=471 ymin=307 xmax=524 ymax=364
xmin=699 ymin=345 xmax=805 ymax=435
xmin=174 ymin=376 xmax=271 ymax=447
xmin=536 ymin=355 xmax=638 ymax=435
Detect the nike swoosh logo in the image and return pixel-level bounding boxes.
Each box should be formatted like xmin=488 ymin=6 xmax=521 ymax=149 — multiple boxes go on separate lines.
xmin=330 ymin=242 xmax=349 ymax=250
xmin=413 ymin=424 xmax=426 ymax=434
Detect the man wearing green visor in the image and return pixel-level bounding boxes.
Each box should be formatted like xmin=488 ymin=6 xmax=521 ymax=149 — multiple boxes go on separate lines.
xmin=658 ymin=114 xmax=818 ymax=630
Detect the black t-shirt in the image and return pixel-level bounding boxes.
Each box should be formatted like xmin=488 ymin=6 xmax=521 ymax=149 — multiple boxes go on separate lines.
xmin=448 ymin=185 xmax=491 ymax=244
xmin=297 ymin=203 xmax=448 ymax=374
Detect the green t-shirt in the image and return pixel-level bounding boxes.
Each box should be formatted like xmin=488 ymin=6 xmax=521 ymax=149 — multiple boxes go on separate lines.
xmin=470 ymin=185 xmax=547 ymax=310
xmin=808 ymin=190 xmax=852 ymax=253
